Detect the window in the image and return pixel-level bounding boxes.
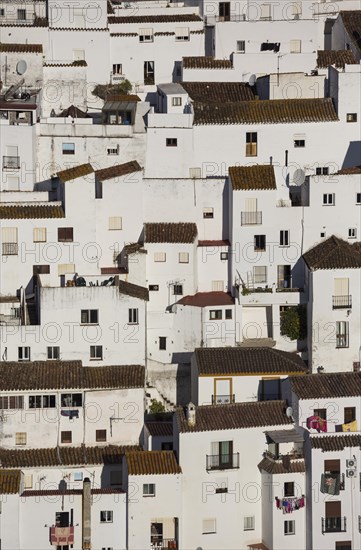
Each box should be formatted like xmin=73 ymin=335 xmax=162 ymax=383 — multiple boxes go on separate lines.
xmin=74 ymin=472 xmax=83 ymax=481
xmin=96 ymin=429 xmax=107 ymax=442
xmin=292 ymin=2 xmax=302 ymax=15
xmin=0 ymin=396 xmax=24 ymax=410
xmin=18 ymin=347 xmax=30 ymax=361
xmin=244 ymin=516 xmax=255 ymax=530
xmin=29 ymin=395 xmax=56 ymax=409
xmin=203 ymin=207 xmax=214 ymax=219
xmin=246 ymin=132 xmax=257 ymax=157
xmin=320 ymin=231 xmax=326 ymax=238
xmin=237 ymin=40 xmax=245 ymax=53
xmin=344 ymin=407 xmax=356 ymax=424
xmin=110 ymin=470 xmax=122 ymax=485
xmin=172 ymin=97 xmax=182 ymax=106
xmin=254 ymin=235 xmax=266 ymax=251
xmin=61 ymin=431 xmax=72 ymax=444
xmin=175 ymin=27 xmax=189 ymax=41
xmin=61 ymin=393 xmax=82 ymax=407
xmin=284 ymin=520 xmax=295 ymax=535
xmin=47 ymin=347 xmax=60 ymax=360
xmin=225 ymin=309 xmax=232 ymax=320
xmin=210 ymin=310 xmax=222 ymax=320
xmin=179 ymin=252 xmax=189 ymax=263
xmin=15 ymin=432 xmax=26 ymax=445
xmin=143 ymin=483 xmax=155 ymax=496
xmin=58 ymin=263 xmax=75 ymax=275
xmin=253 ymin=266 xmax=267 ymax=284
xmin=73 ymin=49 xmax=85 ymax=61
xmin=81 ymin=310 xmax=99 ymax=324
xmin=316 ymin=167 xmax=329 ymax=175
xmin=128 ymin=308 xmax=139 ymax=324
xmin=139 ymin=28 xmax=153 ymax=42
xmin=2 ymin=227 xmax=18 ymax=255
xmin=100 ymin=511 xmax=113 ymax=523
xmin=220 ymin=252 xmax=228 ymax=260
xmin=202 ymin=518 xmax=216 ymax=534
xmin=314 ymin=408 xmax=327 ymax=420
xmin=280 ymin=230 xmax=290 ymax=247
xmin=290 ymin=39 xmax=301 ymax=53
xmin=0 ymin=8 xmax=5 ymax=16
xmin=90 ymin=346 xmax=103 ymax=360
xmin=346 ymin=113 xmax=357 ymax=123
xmin=284 ymin=482 xmax=294 ymax=497
xmin=173 ymin=284 xmax=183 ymax=295
xmin=149 ymin=284 xmax=159 ymax=291
xmin=323 ymin=193 xmax=335 ymax=206
xmin=348 ymin=228 xmax=357 ymax=239
xmin=159 ymin=337 xmax=167 ymax=350
xmin=190 ymin=167 xmax=201 ymax=178
xmin=335 ymin=543 xmax=351 ymax=550
xmin=336 ymin=321 xmax=349 ymax=348
xmin=212 ymin=280 xmax=224 ymax=291
xmin=154 ymin=252 xmax=166 ymax=262
xmin=17 ymin=9 xmax=26 ymax=20
xmin=356 ymin=193 xmax=361 ymax=204
xmin=112 ymin=64 xmax=122 ymax=75
xmin=108 ymin=216 xmax=122 ymax=230
xmin=58 ymin=227 xmax=73 ymax=242
xmin=33 ymin=228 xmax=47 ymax=243
xmin=24 ymin=474 xmax=33 ymax=489
xmin=260 ymin=3 xmax=271 ymax=19
xmin=166 ymin=138 xmax=177 ymax=147
xmin=294 ymin=138 xmax=305 ymax=147
xmin=62 ymin=143 xmax=75 ymax=155
xmin=161 ymin=442 xmax=173 ymax=450
xmin=144 ymin=61 xmax=155 ymax=85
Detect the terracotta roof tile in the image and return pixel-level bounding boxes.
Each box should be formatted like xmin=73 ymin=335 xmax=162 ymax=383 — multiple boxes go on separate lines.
xmin=183 ymin=56 xmax=232 ymax=69
xmin=22 ymin=488 xmax=124 ymax=496
xmin=303 ymin=235 xmax=361 ymax=270
xmin=145 ymin=422 xmax=173 ymax=437
xmin=192 ymin=98 xmax=338 ymax=125
xmin=0 ymin=361 xmax=145 ymax=391
xmin=182 ymin=81 xmax=255 ymax=103
xmin=229 ymin=165 xmax=276 ymax=190
xmin=0 ymin=43 xmax=43 ymax=53
xmin=0 ymin=470 xmax=21 ymax=494
xmin=340 ymin=11 xmax=361 ymax=54
xmin=105 ymin=94 xmax=141 ymax=102
xmin=95 ymin=161 xmax=142 ymax=181
xmin=119 ymin=280 xmax=149 ymax=301
xmin=57 ymin=164 xmax=94 ymax=182
xmin=317 ymin=49 xmax=357 ymax=68
xmin=124 ymin=242 xmax=147 ymax=255
xmin=195 ymin=347 xmax=307 ymax=376
xmin=177 ymin=291 xmax=234 ymax=308
xmin=0 ymin=445 xmax=141 ymax=468
xmin=337 ymin=165 xmax=361 ymax=175
xmin=198 ymin=240 xmax=230 ymax=247
xmin=0 ymin=295 xmax=19 ymax=303
xmin=144 ymin=222 xmax=197 ymax=243
xmin=109 ymin=14 xmax=202 ymax=23
xmin=289 ymin=372 xmax=361 ymax=399
xmin=311 ymin=434 xmax=361 ymax=451
xmin=126 ymin=451 xmax=181 ymax=475
xmin=0 ymin=204 xmax=65 ymax=219
xmin=258 ymin=457 xmax=305 ymax=474
xmin=176 ymin=401 xmax=293 ymax=433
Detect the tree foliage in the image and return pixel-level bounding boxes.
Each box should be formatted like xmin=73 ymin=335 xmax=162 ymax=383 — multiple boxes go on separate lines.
xmin=280 ymin=305 xmax=307 ymax=341
xmin=92 ymin=80 xmax=132 ymax=100
xmin=149 ymin=399 xmax=165 ymax=414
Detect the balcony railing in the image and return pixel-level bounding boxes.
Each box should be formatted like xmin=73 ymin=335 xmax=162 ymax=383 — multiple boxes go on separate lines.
xmin=151 ymin=538 xmax=177 ymax=549
xmin=3 ymin=156 xmax=20 ymax=169
xmin=321 ymin=516 xmax=346 ymax=533
xmin=212 ymin=394 xmax=235 ymax=405
xmin=2 ymin=243 xmax=18 ymax=256
xmin=332 ymin=295 xmax=352 ymax=309
xmin=241 ymin=211 xmax=262 ymax=225
xmin=206 ymin=453 xmax=240 ymax=471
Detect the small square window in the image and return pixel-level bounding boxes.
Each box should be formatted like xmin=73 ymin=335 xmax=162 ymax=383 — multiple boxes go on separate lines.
xmin=166 ymin=138 xmax=177 ymax=147
xmin=172 ymin=97 xmax=182 ymax=106
xmin=294 ymin=139 xmax=305 ymax=147
xmin=179 ymin=252 xmax=189 ymax=263
xmin=58 ymin=227 xmax=74 ymax=242
xmin=143 ymin=483 xmax=155 ymax=496
xmin=61 ymin=431 xmax=72 ymax=444
xmin=347 ymin=113 xmax=357 ymax=122
xmin=290 ymin=39 xmax=301 ymax=53
xmin=209 ymin=310 xmax=222 ymax=320
xmin=244 ymin=516 xmax=255 ymax=531
xmin=220 ymin=252 xmax=228 ymax=260
xmin=356 ymin=193 xmax=361 ymax=204
xmin=284 ymin=520 xmax=295 ymax=535
xmin=81 ymin=310 xmax=99 ymax=325
xmin=18 ymin=347 xmax=30 ymax=361
xmin=323 ymin=193 xmax=335 ymax=206
xmin=17 ymin=9 xmax=26 ymax=20
xmin=348 ymin=228 xmax=357 ymax=239
xmin=47 ymin=346 xmax=60 ymax=360
xmin=33 ymin=227 xmax=47 ymax=243
xmin=320 ymin=231 xmax=326 ymax=238
xmin=108 ymin=217 xmax=122 ymax=230
xmin=112 ymin=64 xmax=122 ymax=75
xmin=159 ymin=337 xmax=167 ymax=350
xmin=225 ymin=309 xmax=232 ymax=320
xmin=90 ymin=346 xmax=103 ymax=360
xmin=149 ymin=284 xmax=159 ymax=291
xmin=128 ymin=308 xmax=139 ymax=324
xmin=100 ymin=511 xmax=113 ymax=523
xmin=254 ymin=235 xmax=266 ymax=251
xmin=139 ymin=28 xmax=153 ymax=42
xmin=173 ymin=284 xmax=183 ymax=295
xmin=74 ymin=472 xmax=83 ymax=481
xmin=154 ymin=252 xmax=166 ymax=262
xmin=62 ymin=143 xmax=75 ymax=155
xmin=316 ymin=167 xmax=329 ymax=175
xmin=15 ymin=432 xmax=27 ymax=445
xmin=107 ymin=146 xmax=119 ymax=155
xmin=284 ymin=482 xmax=294 ymax=497
xmin=237 ymin=40 xmax=245 ymax=52
xmin=96 ymin=429 xmax=107 ymax=442
xmin=202 ymin=518 xmax=216 ymax=534
xmin=203 ymin=207 xmax=214 ymax=219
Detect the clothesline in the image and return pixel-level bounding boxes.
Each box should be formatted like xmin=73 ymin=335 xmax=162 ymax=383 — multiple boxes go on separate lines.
xmin=275 ymin=495 xmax=305 ymax=513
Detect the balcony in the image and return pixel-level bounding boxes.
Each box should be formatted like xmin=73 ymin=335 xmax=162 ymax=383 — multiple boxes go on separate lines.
xmin=3 ymin=156 xmax=20 ymax=169
xmin=206 ymin=453 xmax=240 ymax=471
xmin=212 ymin=394 xmax=235 ymax=405
xmin=332 ymin=295 xmax=352 ymax=309
xmin=151 ymin=539 xmax=177 ymax=550
xmin=321 ymin=517 xmax=346 ymax=533
xmin=2 ymin=243 xmax=18 ymax=256
xmin=241 ymin=211 xmax=262 ymax=225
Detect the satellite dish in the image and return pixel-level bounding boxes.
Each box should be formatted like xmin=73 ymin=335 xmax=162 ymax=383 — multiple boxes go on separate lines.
xmin=249 ymin=74 xmax=257 ymax=86
xmin=16 ymin=60 xmax=27 ymax=76
xmin=286 ymin=406 xmax=293 ymax=418
xmin=292 ymin=168 xmax=305 ymax=186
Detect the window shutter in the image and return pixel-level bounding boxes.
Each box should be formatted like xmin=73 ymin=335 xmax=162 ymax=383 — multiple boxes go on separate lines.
xmin=325 ymin=501 xmax=341 ymax=517
xmin=202 ymin=519 xmax=216 ymax=534
xmin=33 ymin=228 xmax=47 ymax=243
xmin=2 ymin=227 xmax=18 ymax=243
xmin=140 ymin=28 xmax=153 ymax=36
xmin=108 ymin=216 xmax=122 ymax=230
xmin=260 ymin=4 xmax=271 ymax=19
xmin=245 ymin=198 xmax=257 ymax=212
xmin=175 ymin=27 xmax=189 ymax=37
xmin=58 ymin=264 xmax=75 ymax=275
xmin=154 ymin=252 xmax=166 ymax=262
xmin=211 ymin=280 xmax=224 ymax=291
xmin=290 ymin=40 xmax=301 ymax=53
xmin=333 ymin=278 xmax=349 ymax=296
xmin=324 ymin=459 xmax=340 ymax=472
xmin=179 ymin=252 xmax=189 ymax=263
xmin=24 ymin=474 xmax=33 ymax=488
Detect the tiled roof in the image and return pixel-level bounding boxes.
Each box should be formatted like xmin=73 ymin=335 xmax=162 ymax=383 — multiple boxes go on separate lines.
xmin=0 ymin=470 xmax=21 ymax=494
xmin=192 ymin=98 xmax=338 ymax=125
xmin=105 ymin=94 xmax=141 ymax=102
xmin=0 ymin=445 xmax=141 ymax=468
xmin=289 ymin=372 xmax=361 ymax=399
xmin=258 ymin=457 xmax=305 ymax=474
xmin=109 ymin=14 xmax=202 ymax=23
xmin=57 ymin=163 xmax=94 ymax=182
xmin=126 ymin=451 xmax=181 ymax=475
xmin=183 ymin=56 xmax=232 ymax=69
xmin=124 ymin=242 xmax=147 ymax=255
xmin=181 ymin=81 xmax=255 ymax=103
xmin=22 ymin=488 xmax=124 ymax=496
xmin=0 ymin=361 xmax=145 ymax=391
xmin=229 ymin=165 xmax=276 ymax=190
xmin=0 ymin=204 xmax=65 ymax=219
xmin=0 ymin=295 xmax=19 ymax=303
xmin=107 ymin=0 xmax=115 ymax=14
xmin=340 ymin=11 xmax=361 ymax=54
xmin=337 ymin=165 xmax=361 ymax=174
xmin=58 ymin=105 xmax=89 ymax=118
xmin=144 ymin=222 xmax=197 ymax=244
xmin=311 ymin=434 xmax=361 ymax=451
xmin=176 ymin=401 xmax=292 ymax=433
xmin=303 ymin=235 xmax=361 ymax=270
xmin=145 ymin=422 xmax=173 ymax=437
xmin=119 ymin=280 xmax=149 ymax=301
xmin=95 ymin=161 xmax=142 ymax=181
xmin=198 ymin=240 xmax=230 ymax=247
xmin=0 ymin=43 xmax=43 ymax=53
xmin=317 ymin=49 xmax=357 ymax=68
xmin=44 ymin=60 xmax=87 ymax=67
xmin=177 ymin=292 xmax=235 ymax=308
xmin=195 ymin=347 xmax=307 ymax=376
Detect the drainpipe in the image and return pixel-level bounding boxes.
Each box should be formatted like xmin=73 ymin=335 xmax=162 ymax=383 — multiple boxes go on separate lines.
xmin=82 ymin=478 xmax=91 ymax=549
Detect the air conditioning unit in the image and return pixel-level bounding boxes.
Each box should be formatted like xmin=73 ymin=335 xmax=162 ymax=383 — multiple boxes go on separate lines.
xmin=346 ymin=459 xmax=356 ymax=469
xmin=346 ymin=469 xmax=356 ymax=477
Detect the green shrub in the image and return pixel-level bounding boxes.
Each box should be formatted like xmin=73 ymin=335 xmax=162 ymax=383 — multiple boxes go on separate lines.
xmin=280 ymin=305 xmax=307 ymax=340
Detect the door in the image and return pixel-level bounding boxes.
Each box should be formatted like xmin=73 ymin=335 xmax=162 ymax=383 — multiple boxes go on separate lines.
xmin=144 ymin=61 xmax=155 ymax=85
xmin=219 ymin=2 xmax=230 ymax=20
xmin=325 ymin=501 xmax=341 ymax=532
xmin=277 ymin=265 xmax=292 ymax=288
xmin=215 ymin=378 xmax=231 ymax=403
xmin=219 ymin=440 xmax=232 ymax=467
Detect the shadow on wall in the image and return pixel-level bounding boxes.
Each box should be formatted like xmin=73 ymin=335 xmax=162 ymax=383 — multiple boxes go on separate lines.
xmin=342 ymin=141 xmax=361 ymax=169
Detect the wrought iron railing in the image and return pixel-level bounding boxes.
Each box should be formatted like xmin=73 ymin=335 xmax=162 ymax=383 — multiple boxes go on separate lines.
xmin=332 ymin=295 xmax=352 ymax=309
xmin=206 ymin=453 xmax=240 ymax=471
xmin=321 ymin=516 xmax=346 ymax=533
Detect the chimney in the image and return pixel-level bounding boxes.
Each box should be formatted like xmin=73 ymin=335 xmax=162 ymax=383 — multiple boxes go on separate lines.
xmin=82 ymin=478 xmax=91 ymax=549
xmin=185 ymin=402 xmax=196 ymax=427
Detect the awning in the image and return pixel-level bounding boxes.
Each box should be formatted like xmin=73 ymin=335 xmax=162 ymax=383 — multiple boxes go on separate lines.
xmin=265 ymin=428 xmax=304 ymax=444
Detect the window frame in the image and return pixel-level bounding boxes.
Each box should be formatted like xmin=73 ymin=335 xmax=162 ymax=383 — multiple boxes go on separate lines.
xmin=322 ymin=193 xmax=335 ymax=206
xmin=336 ymin=321 xmax=349 ymax=348
xmin=246 ymin=132 xmax=258 ymax=157
xmin=62 ymin=142 xmax=75 ymax=155
xmin=15 ymin=432 xmax=27 ymax=445
xmin=143 ymin=483 xmax=156 ymax=497
xmin=243 ymin=516 xmax=255 ymax=531
xmin=294 ymin=138 xmax=305 ymax=148
xmin=225 ymin=309 xmax=232 ymax=320
xmin=96 ymin=429 xmax=107 ymax=442
xmin=209 ymin=310 xmax=222 ymax=320
xmin=128 ymin=308 xmax=139 ymax=325
xmin=61 ymin=431 xmax=72 ymax=444
xmin=253 ymin=266 xmax=267 ymax=284
xmin=172 ymin=97 xmax=182 ymax=106
xmin=58 ymin=227 xmax=74 ymax=242
xmin=81 ymin=309 xmax=99 ymax=325
xmin=18 ymin=346 xmax=30 ymax=362
xmin=348 ymin=228 xmax=357 ymax=239
xmin=90 ymin=345 xmax=103 ymax=360
xmin=166 ymin=138 xmax=178 ymax=147
xmin=47 ymin=346 xmax=60 ymax=360
xmin=100 ymin=511 xmax=113 ymax=523
xmin=346 ymin=113 xmax=357 ymax=123
xmin=179 ymin=252 xmax=189 ymax=264
xmin=356 ymin=193 xmax=361 ymax=205
xmin=173 ymin=284 xmax=183 ymax=296
xmin=203 ymin=207 xmax=214 ymax=219
xmin=254 ymin=234 xmax=266 ymax=251
xmin=159 ymin=336 xmax=167 ymax=350
xmin=284 ymin=520 xmax=295 ymax=535
xmin=280 ymin=230 xmax=290 ymax=247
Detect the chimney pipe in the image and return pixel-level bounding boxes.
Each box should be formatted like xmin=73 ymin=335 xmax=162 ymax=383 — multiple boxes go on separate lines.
xmin=185 ymin=402 xmax=196 ymax=427
xmin=82 ymin=478 xmax=91 ymax=549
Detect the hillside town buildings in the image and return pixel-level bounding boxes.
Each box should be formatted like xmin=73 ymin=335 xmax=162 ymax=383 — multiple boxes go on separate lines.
xmin=0 ymin=0 xmax=361 ymax=548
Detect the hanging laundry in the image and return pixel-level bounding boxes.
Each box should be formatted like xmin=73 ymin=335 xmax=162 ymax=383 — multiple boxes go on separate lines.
xmin=275 ymin=495 xmax=305 ymax=513
xmin=342 ymin=420 xmax=357 ymax=432
xmin=61 ymin=410 xmax=79 ymax=419
xmin=306 ymin=415 xmax=327 ymax=432
xmin=320 ymin=473 xmax=340 ymax=495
